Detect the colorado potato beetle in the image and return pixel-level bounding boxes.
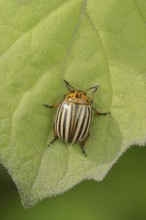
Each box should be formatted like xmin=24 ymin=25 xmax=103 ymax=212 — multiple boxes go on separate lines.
xmin=44 ymin=80 xmax=109 ymax=156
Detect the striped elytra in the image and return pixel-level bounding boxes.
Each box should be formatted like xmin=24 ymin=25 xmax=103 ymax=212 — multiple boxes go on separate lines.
xmin=55 ymin=101 xmax=92 ymax=144
xmin=44 ymin=80 xmax=109 ymax=156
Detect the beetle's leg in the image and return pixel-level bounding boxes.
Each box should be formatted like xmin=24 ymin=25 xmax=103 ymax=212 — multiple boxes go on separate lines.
xmin=79 ymin=133 xmax=90 ymax=156
xmin=48 ymin=136 xmax=58 ymax=146
xmin=43 ymin=102 xmax=61 ymax=109
xmin=92 ymin=107 xmax=110 ymax=116
xmin=48 ymin=123 xmax=58 ymax=146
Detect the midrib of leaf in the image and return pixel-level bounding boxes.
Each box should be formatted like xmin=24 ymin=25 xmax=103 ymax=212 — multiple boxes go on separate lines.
xmin=85 ymin=10 xmax=113 ymax=106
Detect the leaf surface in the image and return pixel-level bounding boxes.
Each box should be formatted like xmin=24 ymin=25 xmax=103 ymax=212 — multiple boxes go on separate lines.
xmin=0 ymin=0 xmax=146 ymax=207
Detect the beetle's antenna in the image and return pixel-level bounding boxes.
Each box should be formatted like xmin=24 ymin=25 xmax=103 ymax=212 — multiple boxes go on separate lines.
xmin=86 ymin=85 xmax=100 ymax=93
xmin=63 ymin=79 xmax=75 ymax=91
xmin=86 ymin=85 xmax=100 ymax=104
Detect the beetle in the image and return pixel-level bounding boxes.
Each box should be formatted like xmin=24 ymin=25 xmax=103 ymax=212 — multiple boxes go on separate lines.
xmin=44 ymin=80 xmax=109 ymax=156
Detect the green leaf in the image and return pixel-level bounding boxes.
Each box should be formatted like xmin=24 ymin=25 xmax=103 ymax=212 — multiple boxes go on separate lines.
xmin=0 ymin=0 xmax=146 ymax=208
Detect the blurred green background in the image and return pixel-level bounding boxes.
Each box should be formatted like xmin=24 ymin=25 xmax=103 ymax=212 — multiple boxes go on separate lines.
xmin=0 ymin=146 xmax=146 ymax=220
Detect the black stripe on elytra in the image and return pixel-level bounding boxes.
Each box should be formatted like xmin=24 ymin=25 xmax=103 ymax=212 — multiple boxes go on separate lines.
xmin=57 ymin=103 xmax=64 ymax=139
xmin=76 ymin=106 xmax=87 ymax=142
xmin=81 ymin=106 xmax=91 ymax=140
xmin=88 ymin=106 xmax=92 ymax=130
xmin=86 ymin=106 xmax=92 ymax=136
xmin=68 ymin=103 xmax=74 ymax=142
xmin=62 ymin=102 xmax=69 ymax=140
xmin=69 ymin=104 xmax=79 ymax=142
xmin=71 ymin=105 xmax=83 ymax=141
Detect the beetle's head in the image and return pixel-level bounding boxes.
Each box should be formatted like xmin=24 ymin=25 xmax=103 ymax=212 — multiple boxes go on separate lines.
xmin=63 ymin=80 xmax=99 ymax=105
xmin=64 ymin=90 xmax=90 ymax=104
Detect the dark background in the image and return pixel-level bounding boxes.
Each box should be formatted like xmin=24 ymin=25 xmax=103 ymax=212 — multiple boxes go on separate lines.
xmin=0 ymin=146 xmax=146 ymax=220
